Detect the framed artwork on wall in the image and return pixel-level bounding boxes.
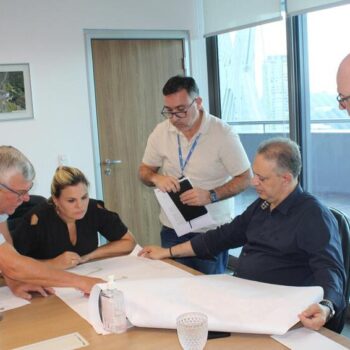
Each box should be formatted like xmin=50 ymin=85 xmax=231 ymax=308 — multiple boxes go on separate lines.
xmin=0 ymin=63 xmax=33 ymax=121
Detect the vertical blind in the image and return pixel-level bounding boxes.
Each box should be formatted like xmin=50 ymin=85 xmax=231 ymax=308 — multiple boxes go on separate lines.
xmin=203 ymin=0 xmax=282 ymax=37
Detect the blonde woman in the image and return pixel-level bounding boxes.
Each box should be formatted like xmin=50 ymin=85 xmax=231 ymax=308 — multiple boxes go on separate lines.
xmin=12 ymin=166 xmax=136 ymax=269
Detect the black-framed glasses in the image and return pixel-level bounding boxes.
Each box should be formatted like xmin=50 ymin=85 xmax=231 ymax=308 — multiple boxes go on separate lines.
xmin=0 ymin=182 xmax=33 ymax=198
xmin=161 ymin=98 xmax=197 ymax=119
xmin=336 ymin=94 xmax=350 ymax=108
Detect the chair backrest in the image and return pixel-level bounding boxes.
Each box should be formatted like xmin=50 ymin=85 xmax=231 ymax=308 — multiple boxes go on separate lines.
xmin=328 ymin=207 xmax=350 ymax=333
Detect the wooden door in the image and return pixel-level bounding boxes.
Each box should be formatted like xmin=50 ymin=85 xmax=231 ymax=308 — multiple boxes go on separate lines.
xmin=91 ymin=39 xmax=184 ymax=245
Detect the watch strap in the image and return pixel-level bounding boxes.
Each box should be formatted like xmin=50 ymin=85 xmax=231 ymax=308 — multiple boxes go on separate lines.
xmin=209 ymin=190 xmax=218 ymax=203
xmin=319 ymin=299 xmax=335 ymax=322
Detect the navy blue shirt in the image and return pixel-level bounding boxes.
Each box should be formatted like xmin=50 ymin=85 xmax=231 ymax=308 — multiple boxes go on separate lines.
xmin=191 ymin=185 xmax=346 ymax=313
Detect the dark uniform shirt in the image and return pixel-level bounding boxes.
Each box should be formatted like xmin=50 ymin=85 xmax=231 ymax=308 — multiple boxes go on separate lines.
xmin=191 ymin=185 xmax=346 ymax=313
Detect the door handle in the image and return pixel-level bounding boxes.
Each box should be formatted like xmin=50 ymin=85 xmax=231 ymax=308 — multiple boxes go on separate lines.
xmin=101 ymin=159 xmax=122 ymax=176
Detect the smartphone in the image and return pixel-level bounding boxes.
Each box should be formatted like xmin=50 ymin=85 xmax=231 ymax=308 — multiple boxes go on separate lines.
xmin=207 ymin=331 xmax=231 ymax=340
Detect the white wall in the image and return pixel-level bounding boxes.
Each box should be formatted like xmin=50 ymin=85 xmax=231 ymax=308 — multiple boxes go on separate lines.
xmin=0 ymin=0 xmax=208 ymax=197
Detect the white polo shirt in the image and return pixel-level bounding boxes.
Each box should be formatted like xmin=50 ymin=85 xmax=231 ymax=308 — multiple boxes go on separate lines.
xmin=142 ymin=111 xmax=250 ymax=231
xmin=0 ymin=214 xmax=8 ymax=223
xmin=0 ymin=214 xmax=8 ymax=245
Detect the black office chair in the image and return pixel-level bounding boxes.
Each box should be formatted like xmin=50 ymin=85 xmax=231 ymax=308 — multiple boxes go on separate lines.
xmin=7 ymin=194 xmax=47 ymax=232
xmin=326 ymin=207 xmax=350 ymax=333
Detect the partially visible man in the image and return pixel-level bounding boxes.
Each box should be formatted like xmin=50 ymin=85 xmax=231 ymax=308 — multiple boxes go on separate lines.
xmin=336 ymin=53 xmax=350 ymax=115
xmin=139 ymin=75 xmax=251 ymax=274
xmin=0 ymin=145 xmax=101 ymax=299
xmin=0 ymin=221 xmax=12 ymax=244
xmin=140 ymin=138 xmax=346 ymax=332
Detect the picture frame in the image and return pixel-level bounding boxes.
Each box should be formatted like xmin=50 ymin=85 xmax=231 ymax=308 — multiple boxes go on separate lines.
xmin=0 ymin=63 xmax=34 ymax=121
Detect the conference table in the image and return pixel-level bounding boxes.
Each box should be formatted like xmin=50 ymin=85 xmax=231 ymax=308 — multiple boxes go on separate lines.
xmin=1 ymin=259 xmax=350 ymax=350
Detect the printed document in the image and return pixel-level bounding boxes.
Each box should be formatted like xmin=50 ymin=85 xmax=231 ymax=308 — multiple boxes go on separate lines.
xmin=154 ymin=188 xmax=214 ymax=236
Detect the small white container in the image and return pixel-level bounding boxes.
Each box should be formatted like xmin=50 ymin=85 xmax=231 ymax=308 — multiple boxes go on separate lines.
xmin=100 ymin=275 xmax=127 ymax=334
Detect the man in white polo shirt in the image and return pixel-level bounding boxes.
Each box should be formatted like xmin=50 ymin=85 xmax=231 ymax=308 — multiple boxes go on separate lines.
xmin=0 ymin=145 xmax=101 ymax=299
xmin=0 ymin=216 xmax=11 ymax=243
xmin=139 ymin=76 xmax=251 ymax=274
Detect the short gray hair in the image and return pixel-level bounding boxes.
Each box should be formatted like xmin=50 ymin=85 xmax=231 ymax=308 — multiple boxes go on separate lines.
xmin=0 ymin=146 xmax=35 ymax=182
xmin=257 ymin=138 xmax=301 ymax=178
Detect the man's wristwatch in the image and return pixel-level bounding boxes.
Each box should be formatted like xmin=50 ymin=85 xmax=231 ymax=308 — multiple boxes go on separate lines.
xmin=319 ymin=299 xmax=335 ymax=322
xmin=209 ymin=190 xmax=218 ymax=203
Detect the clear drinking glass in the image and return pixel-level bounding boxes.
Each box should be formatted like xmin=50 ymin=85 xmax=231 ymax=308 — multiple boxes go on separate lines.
xmin=176 ymin=312 xmax=208 ymax=350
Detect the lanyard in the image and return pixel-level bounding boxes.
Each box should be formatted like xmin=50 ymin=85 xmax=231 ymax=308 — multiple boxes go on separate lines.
xmin=177 ymin=133 xmax=201 ymax=176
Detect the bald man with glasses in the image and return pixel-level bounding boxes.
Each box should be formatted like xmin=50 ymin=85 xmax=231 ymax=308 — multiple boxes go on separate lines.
xmin=0 ymin=145 xmax=101 ymax=300
xmin=139 ymin=75 xmax=252 ymax=275
xmin=337 ymin=53 xmax=350 ymax=115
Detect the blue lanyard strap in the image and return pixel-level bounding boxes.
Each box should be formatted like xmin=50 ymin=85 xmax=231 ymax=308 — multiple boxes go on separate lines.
xmin=177 ymin=133 xmax=201 ymax=175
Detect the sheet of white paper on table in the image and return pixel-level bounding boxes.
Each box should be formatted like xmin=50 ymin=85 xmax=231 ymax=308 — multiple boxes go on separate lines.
xmin=0 ymin=286 xmax=30 ymax=311
xmin=108 ymin=274 xmax=323 ymax=335
xmin=129 ymin=244 xmax=143 ymax=256
xmin=55 ymin=255 xmax=322 ymax=336
xmin=154 ymin=188 xmax=215 ymax=236
xmin=272 ymin=327 xmax=348 ymax=350
xmin=13 ymin=332 xmax=89 ymax=350
xmin=55 ymin=255 xmax=191 ymax=330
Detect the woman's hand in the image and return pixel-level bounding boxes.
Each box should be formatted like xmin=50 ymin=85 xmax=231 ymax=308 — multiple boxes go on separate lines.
xmin=51 ymin=251 xmax=82 ymax=270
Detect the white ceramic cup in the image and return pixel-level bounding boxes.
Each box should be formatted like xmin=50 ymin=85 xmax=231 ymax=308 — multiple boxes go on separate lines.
xmin=176 ymin=312 xmax=208 ymax=350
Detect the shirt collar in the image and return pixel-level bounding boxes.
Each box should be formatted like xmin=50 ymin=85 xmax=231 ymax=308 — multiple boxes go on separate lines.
xmin=272 ymin=184 xmax=303 ymax=215
xmin=167 ymin=110 xmax=210 ymax=136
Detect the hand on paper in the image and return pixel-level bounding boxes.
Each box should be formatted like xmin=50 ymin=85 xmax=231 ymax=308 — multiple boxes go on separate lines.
xmin=4 ymin=276 xmax=55 ymax=300
xmin=80 ymin=253 xmax=93 ymax=264
xmin=298 ymin=303 xmax=329 ymax=330
xmin=180 ymin=187 xmax=211 ymax=206
xmin=52 ymin=251 xmax=82 ymax=270
xmin=138 ymin=246 xmax=170 ymax=260
xmin=78 ymin=276 xmax=105 ymax=295
xmin=152 ymin=174 xmax=180 ymax=193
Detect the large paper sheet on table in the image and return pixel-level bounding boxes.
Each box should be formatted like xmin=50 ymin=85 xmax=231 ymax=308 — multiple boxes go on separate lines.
xmin=0 ymin=286 xmax=30 ymax=311
xmin=93 ymin=274 xmax=323 ymax=335
xmin=55 ymin=252 xmax=322 ymax=336
xmin=54 ymin=254 xmax=191 ymax=328
xmin=272 ymin=327 xmax=348 ymax=349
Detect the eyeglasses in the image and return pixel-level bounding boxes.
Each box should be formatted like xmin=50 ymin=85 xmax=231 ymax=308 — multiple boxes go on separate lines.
xmin=336 ymin=94 xmax=350 ymax=108
xmin=0 ymin=182 xmax=33 ymax=198
xmin=161 ymin=98 xmax=197 ymax=119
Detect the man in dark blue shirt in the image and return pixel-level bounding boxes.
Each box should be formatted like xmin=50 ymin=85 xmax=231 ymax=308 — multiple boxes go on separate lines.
xmin=139 ymin=138 xmax=346 ymax=332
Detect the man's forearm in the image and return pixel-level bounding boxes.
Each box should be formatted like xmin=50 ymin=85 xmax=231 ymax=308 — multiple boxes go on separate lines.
xmin=138 ymin=163 xmax=158 ymax=187
xmin=214 ymin=169 xmax=252 ymax=201
xmin=0 ymin=243 xmax=92 ymax=289
xmin=170 ymin=241 xmax=196 ymax=258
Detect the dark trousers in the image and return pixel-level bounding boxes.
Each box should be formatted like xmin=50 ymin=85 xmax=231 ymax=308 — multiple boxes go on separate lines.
xmin=160 ymin=226 xmax=228 ymax=274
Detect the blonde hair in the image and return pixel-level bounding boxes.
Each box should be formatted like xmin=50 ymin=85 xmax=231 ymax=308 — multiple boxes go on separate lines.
xmin=51 ymin=166 xmax=89 ymax=198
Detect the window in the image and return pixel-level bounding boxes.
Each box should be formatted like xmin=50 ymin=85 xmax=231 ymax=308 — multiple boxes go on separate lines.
xmin=217 ymin=18 xmax=289 ymax=215
xmin=304 ymin=5 xmax=350 ymax=214
xmin=209 ymin=3 xmax=350 ymax=262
